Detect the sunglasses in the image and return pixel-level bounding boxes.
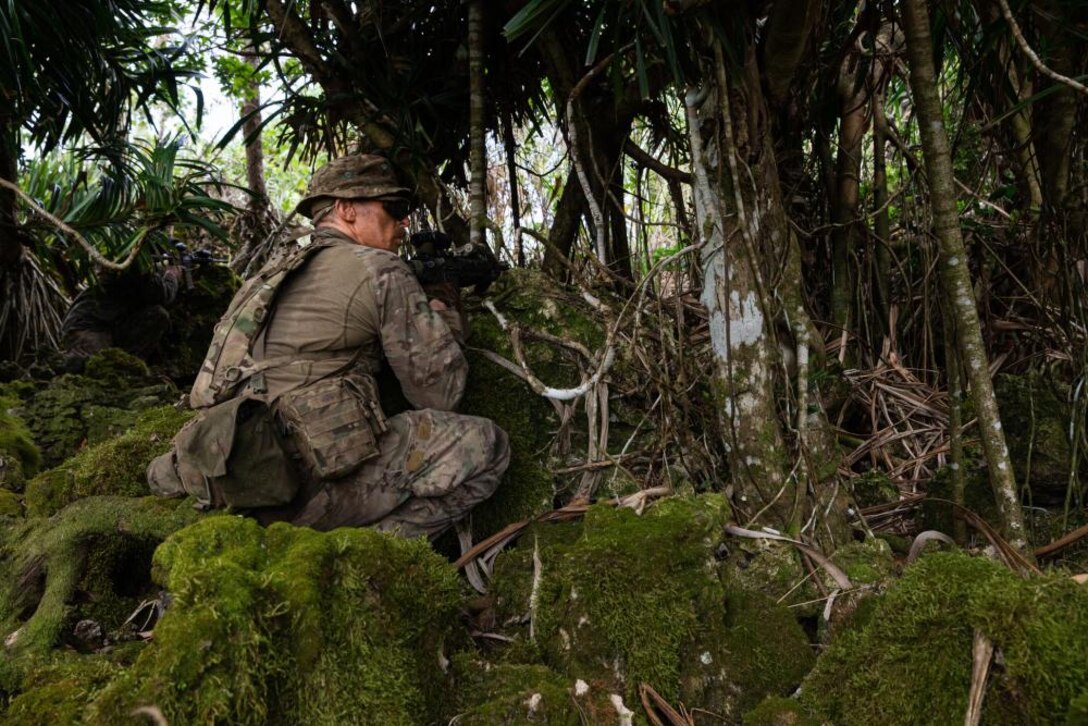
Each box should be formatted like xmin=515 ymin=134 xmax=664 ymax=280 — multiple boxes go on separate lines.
xmin=380 ymin=198 xmax=413 ymax=221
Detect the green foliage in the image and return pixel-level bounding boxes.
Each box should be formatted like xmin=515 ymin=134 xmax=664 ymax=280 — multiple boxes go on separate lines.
xmin=86 ymin=517 xmax=465 ymax=725
xmin=0 ymin=0 xmax=200 ymax=151
xmin=213 ymin=55 xmax=271 ymax=102
xmin=803 ymin=552 xmax=1088 ymax=724
xmin=24 ymin=405 xmax=193 ymax=518
xmin=20 ymin=138 xmax=235 ymax=293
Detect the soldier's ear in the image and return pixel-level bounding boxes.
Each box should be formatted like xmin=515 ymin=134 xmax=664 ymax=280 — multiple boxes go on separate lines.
xmin=335 ymin=198 xmax=357 ymax=222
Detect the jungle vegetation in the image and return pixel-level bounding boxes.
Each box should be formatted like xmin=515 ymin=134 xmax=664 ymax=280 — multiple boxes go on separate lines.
xmin=0 ymin=0 xmax=1087 ymax=720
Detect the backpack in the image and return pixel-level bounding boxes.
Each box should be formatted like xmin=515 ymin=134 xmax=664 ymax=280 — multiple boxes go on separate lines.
xmin=149 ymin=234 xmax=385 ymax=509
xmin=190 ymin=235 xmax=338 ymax=408
xmin=150 ymin=236 xmax=334 ymax=509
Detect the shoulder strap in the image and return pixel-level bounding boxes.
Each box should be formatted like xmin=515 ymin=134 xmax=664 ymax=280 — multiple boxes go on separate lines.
xmin=189 ymin=235 xmax=339 ymax=408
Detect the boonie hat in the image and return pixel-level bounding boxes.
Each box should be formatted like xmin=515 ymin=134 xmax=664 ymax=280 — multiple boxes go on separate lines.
xmin=294 ymin=154 xmax=412 ymax=219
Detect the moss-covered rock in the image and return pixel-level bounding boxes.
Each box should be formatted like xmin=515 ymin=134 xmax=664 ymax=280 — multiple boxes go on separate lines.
xmin=84 ymin=516 xmax=465 ymax=725
xmin=24 ymin=405 xmax=193 ymax=518
xmin=0 ymin=395 xmax=41 ymax=492
xmin=452 ymin=658 xmax=591 ymax=725
xmin=994 ymin=373 xmax=1083 ymax=505
xmin=830 ymin=537 xmax=895 ymax=586
xmin=0 ymin=496 xmax=203 ymax=670
xmin=743 ymin=696 xmax=819 ymax=725
xmin=803 ymin=551 xmax=1088 ymax=724
xmin=9 ymin=349 xmax=178 ymax=468
xmin=0 ymin=490 xmax=23 ymax=518
xmin=726 ymin=538 xmax=809 ymax=607
xmin=458 ymin=270 xmax=615 ymax=539
xmin=488 ymin=495 xmax=815 ymax=719
xmin=2 ymin=645 xmax=142 ymax=724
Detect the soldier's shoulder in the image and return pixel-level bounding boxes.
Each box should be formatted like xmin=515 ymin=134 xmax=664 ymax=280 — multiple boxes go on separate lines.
xmin=356 ymin=247 xmax=412 ymax=276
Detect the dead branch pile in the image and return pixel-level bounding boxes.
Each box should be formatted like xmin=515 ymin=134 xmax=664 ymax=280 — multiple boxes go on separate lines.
xmin=839 ymin=354 xmax=960 ymax=492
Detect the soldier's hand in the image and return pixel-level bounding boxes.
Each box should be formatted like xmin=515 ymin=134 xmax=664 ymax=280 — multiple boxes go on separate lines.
xmin=422 ymin=281 xmax=462 ymax=311
xmin=428 ymin=299 xmax=448 ymax=312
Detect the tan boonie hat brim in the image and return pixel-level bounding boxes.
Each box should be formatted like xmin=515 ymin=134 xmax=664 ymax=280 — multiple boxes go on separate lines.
xmin=295 ymin=154 xmax=412 ymax=219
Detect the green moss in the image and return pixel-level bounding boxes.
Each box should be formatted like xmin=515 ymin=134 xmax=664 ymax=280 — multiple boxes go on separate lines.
xmin=488 ymin=494 xmax=813 ymax=718
xmin=803 ymin=551 xmax=1088 ymax=724
xmin=452 ymin=657 xmax=586 ymax=725
xmin=830 ymin=537 xmax=894 ymax=586
xmin=994 ymin=373 xmax=1082 ymax=504
xmin=743 ymin=696 xmax=819 ymax=725
xmin=2 ymin=646 xmax=142 ymax=724
xmin=0 ymin=395 xmax=41 ymax=491
xmin=81 ymin=348 xmax=152 ymax=386
xmin=24 ymin=405 xmax=193 ymax=518
xmin=1067 ymin=691 xmax=1088 ymax=724
xmin=11 ymin=350 xmax=177 ymax=469
xmin=87 ymin=517 xmax=465 ymax=725
xmin=0 ymin=489 xmax=23 ymax=517
xmin=847 ymin=470 xmax=899 ymax=508
xmin=714 ymin=588 xmax=816 ymax=714
xmin=0 ymin=496 xmax=202 ymax=661
xmin=458 ymin=270 xmax=614 ymax=539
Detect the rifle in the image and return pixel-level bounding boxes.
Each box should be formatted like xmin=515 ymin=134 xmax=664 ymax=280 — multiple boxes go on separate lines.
xmin=172 ymin=243 xmax=229 ymax=290
xmin=405 ymin=231 xmax=508 ymax=295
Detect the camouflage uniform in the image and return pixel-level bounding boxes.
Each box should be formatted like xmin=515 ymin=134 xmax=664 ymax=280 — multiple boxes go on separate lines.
xmin=61 ymin=266 xmax=182 ymax=371
xmin=253 ymin=227 xmax=509 ymax=538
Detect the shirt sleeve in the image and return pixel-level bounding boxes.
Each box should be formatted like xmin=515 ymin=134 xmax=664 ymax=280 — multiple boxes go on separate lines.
xmin=374 ymin=253 xmax=468 ymax=410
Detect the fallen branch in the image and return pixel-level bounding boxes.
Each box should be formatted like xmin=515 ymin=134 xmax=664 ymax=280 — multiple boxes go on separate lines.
xmin=639 ymin=683 xmax=694 ymax=726
xmin=965 ymin=630 xmax=994 ymax=726
xmin=454 ymin=488 xmax=672 ymax=571
xmin=723 ymin=525 xmax=853 ymax=590
xmin=1034 ymin=519 xmax=1088 ymax=558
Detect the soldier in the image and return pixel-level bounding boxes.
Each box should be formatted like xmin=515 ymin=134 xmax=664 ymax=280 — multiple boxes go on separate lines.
xmin=60 ymin=261 xmax=183 ymax=373
xmin=163 ymin=154 xmax=510 ymax=539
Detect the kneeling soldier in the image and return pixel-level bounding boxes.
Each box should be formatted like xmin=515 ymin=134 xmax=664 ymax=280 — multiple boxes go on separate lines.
xmin=150 ymin=154 xmax=509 ymax=539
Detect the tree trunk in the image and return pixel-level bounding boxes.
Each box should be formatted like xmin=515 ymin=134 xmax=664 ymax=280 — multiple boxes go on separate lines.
xmin=542 ymin=170 xmax=586 ymax=278
xmin=0 ymin=116 xmax=22 ymax=268
xmin=229 ymin=43 xmax=275 ymax=276
xmin=829 ymin=49 xmax=868 ymax=344
xmin=538 ymin=29 xmax=637 ymax=280
xmin=242 ymin=47 xmax=268 ymax=211
xmin=467 ymin=0 xmax=487 ymax=249
xmin=502 ymin=109 xmax=524 ymax=267
xmin=685 ymin=32 xmax=849 ymax=547
xmin=902 ymin=0 xmax=1029 ymax=552
xmin=872 ymin=90 xmax=891 ymax=339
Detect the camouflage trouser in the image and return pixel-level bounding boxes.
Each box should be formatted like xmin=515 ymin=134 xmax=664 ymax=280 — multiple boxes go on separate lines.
xmin=269 ymin=408 xmax=510 ymax=539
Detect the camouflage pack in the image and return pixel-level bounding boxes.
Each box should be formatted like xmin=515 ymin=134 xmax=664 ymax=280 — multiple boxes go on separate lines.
xmin=190 ymin=236 xmax=338 ymax=408
xmin=276 ymin=370 xmax=388 ymax=479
